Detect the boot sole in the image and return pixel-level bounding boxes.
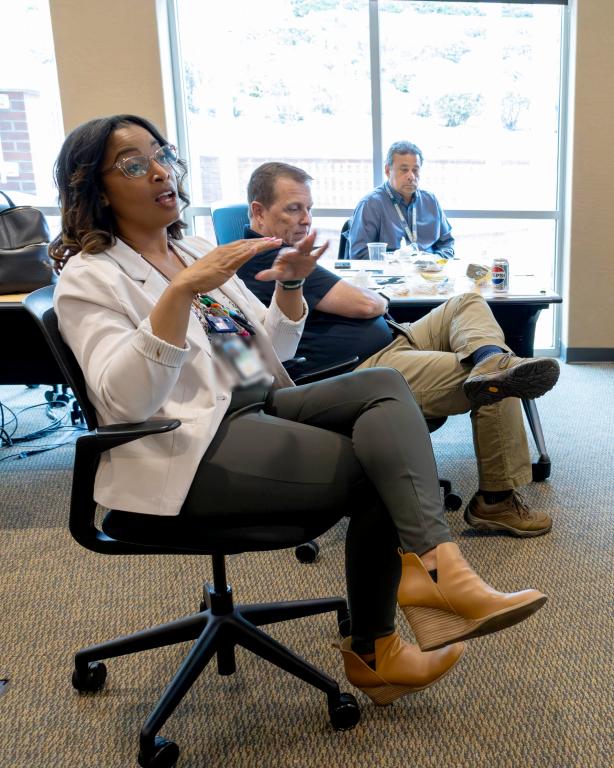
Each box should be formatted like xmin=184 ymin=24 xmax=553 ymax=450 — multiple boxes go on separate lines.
xmin=463 ymin=358 xmax=560 ymax=408
xmin=403 ymin=595 xmax=547 ymax=652
xmin=358 ymin=645 xmax=465 ymax=705
xmin=464 ymin=508 xmax=552 ymax=538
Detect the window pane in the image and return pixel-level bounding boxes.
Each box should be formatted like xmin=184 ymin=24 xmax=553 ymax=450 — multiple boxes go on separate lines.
xmin=379 ymin=2 xmax=563 ymax=210
xmin=311 ymin=215 xmax=348 ymax=259
xmin=0 ymin=0 xmax=64 ymax=205
xmin=448 ymin=217 xmax=557 ymax=348
xmin=191 ymin=214 xmax=217 ymax=244
xmin=449 ymin=217 xmax=556 ymax=288
xmin=175 ymin=0 xmax=372 ymax=208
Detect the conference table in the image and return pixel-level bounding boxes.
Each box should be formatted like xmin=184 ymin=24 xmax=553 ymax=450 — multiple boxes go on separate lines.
xmin=1 ymin=292 xmax=64 ymax=385
xmin=1 ymin=260 xmax=562 ymax=479
xmin=322 ymin=256 xmax=562 ymax=481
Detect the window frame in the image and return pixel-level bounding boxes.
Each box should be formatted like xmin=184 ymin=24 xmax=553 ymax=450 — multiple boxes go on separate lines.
xmin=168 ymin=0 xmax=570 ymax=355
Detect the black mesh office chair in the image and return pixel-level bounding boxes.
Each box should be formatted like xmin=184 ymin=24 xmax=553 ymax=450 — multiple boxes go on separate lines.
xmin=338 ymin=218 xmax=351 ymax=259
xmin=24 ymin=286 xmax=360 ymax=768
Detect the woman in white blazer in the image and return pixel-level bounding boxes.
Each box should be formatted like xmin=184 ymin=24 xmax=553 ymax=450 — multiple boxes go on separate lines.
xmin=49 ymin=115 xmax=546 ymax=706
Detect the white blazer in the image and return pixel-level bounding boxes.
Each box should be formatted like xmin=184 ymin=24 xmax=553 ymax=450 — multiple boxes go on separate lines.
xmin=54 ymin=236 xmax=306 ymax=516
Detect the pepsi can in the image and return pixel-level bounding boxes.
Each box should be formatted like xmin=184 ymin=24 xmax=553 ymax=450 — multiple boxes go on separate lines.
xmin=491 ymin=257 xmax=509 ymax=292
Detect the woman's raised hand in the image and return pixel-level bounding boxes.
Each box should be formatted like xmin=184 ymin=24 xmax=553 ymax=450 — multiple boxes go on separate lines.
xmin=175 ymin=237 xmax=282 ymax=296
xmin=254 ymin=230 xmax=329 ymax=283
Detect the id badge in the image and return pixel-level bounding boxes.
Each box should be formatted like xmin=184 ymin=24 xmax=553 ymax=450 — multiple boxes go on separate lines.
xmin=206 ymin=314 xmax=240 ymax=334
xmin=215 ymin=336 xmax=268 ymax=385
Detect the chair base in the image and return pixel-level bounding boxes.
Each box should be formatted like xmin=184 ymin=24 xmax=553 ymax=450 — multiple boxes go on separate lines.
xmin=72 ymin=573 xmax=359 ymax=766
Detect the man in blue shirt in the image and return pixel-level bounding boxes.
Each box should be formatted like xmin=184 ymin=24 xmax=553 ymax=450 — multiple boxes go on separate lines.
xmin=348 ymin=141 xmax=454 ymax=260
xmin=238 ymin=162 xmax=559 ymax=539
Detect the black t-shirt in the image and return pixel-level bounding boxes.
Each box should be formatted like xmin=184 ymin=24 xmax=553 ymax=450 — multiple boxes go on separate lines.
xmin=238 ymin=228 xmax=393 ymax=375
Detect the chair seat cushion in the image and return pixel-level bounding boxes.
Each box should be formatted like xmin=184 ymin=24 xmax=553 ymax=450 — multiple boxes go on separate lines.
xmin=102 ymin=508 xmax=345 ymax=555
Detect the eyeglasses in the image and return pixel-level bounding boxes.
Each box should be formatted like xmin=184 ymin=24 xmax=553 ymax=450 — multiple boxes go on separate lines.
xmin=102 ymin=145 xmax=179 ymax=178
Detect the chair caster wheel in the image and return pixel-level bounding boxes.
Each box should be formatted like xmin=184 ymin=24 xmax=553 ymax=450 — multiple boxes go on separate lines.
xmin=444 ymin=492 xmax=463 ymax=511
xmin=328 ymin=692 xmax=360 ymax=731
xmin=72 ymin=661 xmax=107 ymax=693
xmin=532 ymin=461 xmax=550 ymax=482
xmin=295 ymin=540 xmax=320 ymax=564
xmin=138 ymin=736 xmax=179 ymax=768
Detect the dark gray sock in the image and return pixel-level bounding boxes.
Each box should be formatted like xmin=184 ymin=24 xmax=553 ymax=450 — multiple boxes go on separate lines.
xmin=471 ymin=345 xmax=504 ymax=367
xmin=480 ymin=489 xmax=513 ymax=505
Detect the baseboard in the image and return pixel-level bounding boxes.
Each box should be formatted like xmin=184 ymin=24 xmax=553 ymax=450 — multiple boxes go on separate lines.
xmin=562 ymin=344 xmax=614 ymax=363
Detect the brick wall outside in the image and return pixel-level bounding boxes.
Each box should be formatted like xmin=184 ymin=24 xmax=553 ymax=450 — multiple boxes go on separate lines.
xmin=0 ymin=90 xmax=36 ymax=195
xmin=199 ymin=156 xmax=222 ymax=202
xmin=238 ymin=157 xmax=372 ymax=208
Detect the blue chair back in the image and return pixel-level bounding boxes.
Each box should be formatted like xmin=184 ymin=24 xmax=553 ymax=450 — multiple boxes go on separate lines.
xmin=211 ymin=204 xmax=250 ymax=245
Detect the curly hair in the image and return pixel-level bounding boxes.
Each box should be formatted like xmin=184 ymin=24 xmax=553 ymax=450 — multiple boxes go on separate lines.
xmin=49 ymin=114 xmax=189 ymax=272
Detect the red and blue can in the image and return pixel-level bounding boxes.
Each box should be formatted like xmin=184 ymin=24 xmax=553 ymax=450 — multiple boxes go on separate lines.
xmin=491 ymin=257 xmax=509 ymax=292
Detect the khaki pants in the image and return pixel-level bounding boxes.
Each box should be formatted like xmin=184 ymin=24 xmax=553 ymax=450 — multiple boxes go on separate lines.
xmin=357 ymin=293 xmax=533 ymax=491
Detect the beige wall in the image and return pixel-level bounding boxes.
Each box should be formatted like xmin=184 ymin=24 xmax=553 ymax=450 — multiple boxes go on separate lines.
xmin=563 ymin=0 xmax=614 ymax=353
xmin=47 ymin=0 xmax=614 ymax=356
xmin=49 ymin=0 xmax=174 ymax=137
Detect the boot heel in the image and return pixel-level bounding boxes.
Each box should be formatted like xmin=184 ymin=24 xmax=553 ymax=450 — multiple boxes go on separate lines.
xmin=403 ymin=605 xmax=480 ymax=651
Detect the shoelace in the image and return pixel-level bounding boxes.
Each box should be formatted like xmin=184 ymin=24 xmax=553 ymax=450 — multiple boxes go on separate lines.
xmin=507 ymin=491 xmax=531 ymax=519
xmin=496 ymin=351 xmax=515 ymax=370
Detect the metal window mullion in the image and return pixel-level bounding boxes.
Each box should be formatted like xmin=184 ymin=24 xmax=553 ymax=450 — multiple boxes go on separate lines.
xmin=444 ymin=210 xmax=559 ymax=219
xmin=185 ymin=207 xmax=559 ymax=221
xmin=369 ymin=0 xmax=383 ymax=187
xmin=166 ymin=0 xmax=193 ymax=233
xmin=551 ymin=4 xmax=571 ymax=357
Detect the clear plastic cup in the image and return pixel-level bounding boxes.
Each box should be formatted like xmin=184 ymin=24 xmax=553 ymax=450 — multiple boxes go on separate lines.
xmin=367 ymin=242 xmax=387 ymax=261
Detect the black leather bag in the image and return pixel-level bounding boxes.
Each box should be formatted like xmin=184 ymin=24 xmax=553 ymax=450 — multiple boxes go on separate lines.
xmin=0 ymin=190 xmax=55 ymax=294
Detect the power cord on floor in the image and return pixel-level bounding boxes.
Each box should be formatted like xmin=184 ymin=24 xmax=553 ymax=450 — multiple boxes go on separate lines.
xmin=0 ymin=388 xmax=86 ymax=461
xmin=0 ymin=428 xmax=85 ymax=463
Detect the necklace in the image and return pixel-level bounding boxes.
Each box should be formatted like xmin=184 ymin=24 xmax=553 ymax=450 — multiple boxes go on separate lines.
xmin=140 ymin=244 xmax=253 ymax=337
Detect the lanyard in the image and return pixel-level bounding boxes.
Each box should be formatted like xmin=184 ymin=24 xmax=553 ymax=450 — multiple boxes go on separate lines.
xmin=385 ymin=183 xmax=417 ymax=244
xmin=199 ymin=294 xmax=255 ymax=336
xmin=141 ymin=244 xmax=255 ymax=337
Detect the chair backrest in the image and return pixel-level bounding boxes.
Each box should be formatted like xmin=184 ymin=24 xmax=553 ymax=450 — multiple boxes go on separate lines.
xmin=211 ymin=204 xmax=250 ymax=245
xmin=23 ymin=285 xmax=342 ymax=557
xmin=338 ymin=218 xmax=352 ymax=260
xmin=0 ymin=190 xmax=13 ymax=212
xmin=23 ymin=285 xmax=99 ymax=431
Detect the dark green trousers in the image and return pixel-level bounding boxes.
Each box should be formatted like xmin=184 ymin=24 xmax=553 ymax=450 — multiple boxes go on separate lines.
xmin=182 ymin=368 xmax=452 ymax=648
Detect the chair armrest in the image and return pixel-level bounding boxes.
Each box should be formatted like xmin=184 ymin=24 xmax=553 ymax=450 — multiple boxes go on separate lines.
xmin=282 ymin=356 xmax=307 ymax=378
xmin=92 ymin=418 xmax=181 ymax=452
xmin=69 ymin=418 xmax=181 ymax=555
xmin=292 ymin=356 xmax=359 ymax=385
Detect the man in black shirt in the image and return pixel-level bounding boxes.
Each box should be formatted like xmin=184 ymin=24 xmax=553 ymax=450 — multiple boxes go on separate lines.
xmin=239 ymin=166 xmax=392 ymax=376
xmin=238 ymin=162 xmax=559 ymax=538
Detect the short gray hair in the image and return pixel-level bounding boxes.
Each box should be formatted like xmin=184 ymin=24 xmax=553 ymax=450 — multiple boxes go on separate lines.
xmin=385 ymin=141 xmax=423 ymax=167
xmin=247 ymin=162 xmax=313 ymax=209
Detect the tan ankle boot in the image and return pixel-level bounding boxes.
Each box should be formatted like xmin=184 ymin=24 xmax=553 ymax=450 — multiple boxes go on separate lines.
xmin=398 ymin=543 xmax=547 ymax=651
xmin=336 ymin=632 xmax=464 ymax=706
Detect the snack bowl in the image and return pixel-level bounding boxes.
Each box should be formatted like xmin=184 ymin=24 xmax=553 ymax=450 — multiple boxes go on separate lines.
xmin=417 ymin=260 xmax=447 ymax=282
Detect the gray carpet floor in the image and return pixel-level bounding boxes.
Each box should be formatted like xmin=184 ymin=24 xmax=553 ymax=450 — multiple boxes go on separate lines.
xmin=1 ymin=362 xmax=612 ymax=768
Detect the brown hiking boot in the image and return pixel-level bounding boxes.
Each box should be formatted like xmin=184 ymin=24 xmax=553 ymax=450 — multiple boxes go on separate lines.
xmin=464 ymin=492 xmax=552 ymax=537
xmin=463 ymin=352 xmax=560 ymax=408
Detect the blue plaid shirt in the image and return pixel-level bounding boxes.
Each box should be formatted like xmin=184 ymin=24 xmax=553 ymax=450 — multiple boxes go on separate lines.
xmin=348 ymin=183 xmax=455 ymax=260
